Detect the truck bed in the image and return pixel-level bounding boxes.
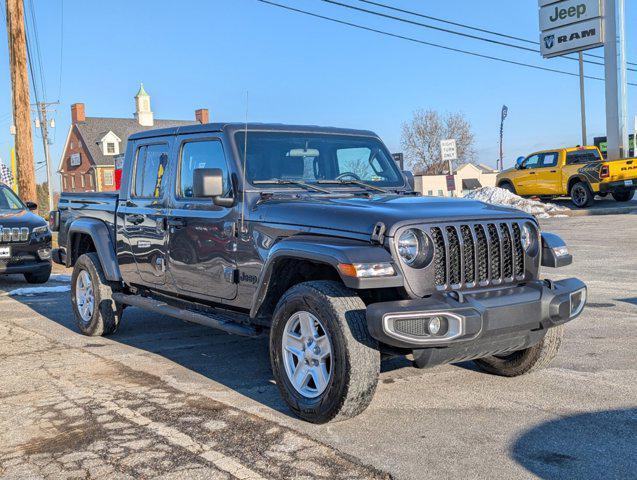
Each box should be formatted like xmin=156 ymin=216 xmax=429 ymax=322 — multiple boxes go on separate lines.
xmin=57 ymin=192 xmax=120 ymax=251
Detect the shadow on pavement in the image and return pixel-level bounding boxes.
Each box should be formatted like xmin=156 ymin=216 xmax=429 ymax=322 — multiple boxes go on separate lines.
xmin=511 ymin=408 xmax=637 ymax=480
xmin=2 ymin=276 xmax=415 ymax=420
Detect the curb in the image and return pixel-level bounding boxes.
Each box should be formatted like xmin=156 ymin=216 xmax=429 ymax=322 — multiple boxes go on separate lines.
xmin=559 ymin=205 xmax=637 ymax=217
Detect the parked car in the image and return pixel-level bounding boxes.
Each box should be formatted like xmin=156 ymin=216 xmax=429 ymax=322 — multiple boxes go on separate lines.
xmin=496 ymin=146 xmax=637 ymax=207
xmin=51 ymin=123 xmax=587 ymax=423
xmin=0 ymin=183 xmax=52 ymax=283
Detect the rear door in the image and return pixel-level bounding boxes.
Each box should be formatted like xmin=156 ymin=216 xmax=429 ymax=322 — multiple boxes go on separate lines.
xmin=534 ymin=152 xmax=562 ymax=195
xmin=121 ymin=141 xmax=171 ymax=285
xmin=166 ymin=134 xmax=238 ymax=300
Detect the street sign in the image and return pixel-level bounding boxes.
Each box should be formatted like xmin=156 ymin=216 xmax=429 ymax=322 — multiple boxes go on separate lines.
xmin=540 ymin=17 xmax=603 ymax=58
xmin=539 ymin=0 xmax=601 ymax=31
xmin=440 ymin=139 xmax=457 ymax=162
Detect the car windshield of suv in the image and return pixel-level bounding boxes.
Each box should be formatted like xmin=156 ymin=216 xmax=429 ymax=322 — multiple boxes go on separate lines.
xmin=234 ymin=131 xmax=404 ymax=189
xmin=0 ymin=186 xmax=25 ymax=211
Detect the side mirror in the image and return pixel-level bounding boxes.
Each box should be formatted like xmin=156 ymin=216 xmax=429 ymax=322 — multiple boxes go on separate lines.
xmin=403 ymin=170 xmax=415 ymax=191
xmin=25 ymin=201 xmax=38 ymax=211
xmin=192 ymin=168 xmax=234 ymax=207
xmin=515 ymin=157 xmax=525 ymax=170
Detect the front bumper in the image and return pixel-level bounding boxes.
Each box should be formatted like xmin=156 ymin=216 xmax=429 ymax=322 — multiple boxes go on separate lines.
xmin=0 ymin=238 xmax=52 ymax=275
xmin=598 ymin=179 xmax=636 ymax=193
xmin=366 ymin=278 xmax=586 ymax=365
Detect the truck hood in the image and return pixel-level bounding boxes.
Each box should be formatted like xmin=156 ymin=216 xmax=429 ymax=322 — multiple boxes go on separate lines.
xmin=256 ymin=194 xmax=532 ymax=236
xmin=0 ymin=209 xmax=47 ymax=228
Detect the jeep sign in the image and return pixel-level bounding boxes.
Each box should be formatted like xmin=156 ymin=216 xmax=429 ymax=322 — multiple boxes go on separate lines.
xmin=539 ymin=0 xmax=601 ymax=30
xmin=540 ymin=17 xmax=603 ymax=58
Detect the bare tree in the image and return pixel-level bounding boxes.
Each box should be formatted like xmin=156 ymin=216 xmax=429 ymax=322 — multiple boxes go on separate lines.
xmin=401 ymin=109 xmax=476 ymax=174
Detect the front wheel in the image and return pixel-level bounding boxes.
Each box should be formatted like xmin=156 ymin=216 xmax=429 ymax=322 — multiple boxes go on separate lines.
xmin=611 ymin=188 xmax=634 ymax=202
xmin=570 ymin=182 xmax=594 ymax=208
xmin=71 ymin=253 xmax=122 ymax=336
xmin=473 ymin=325 xmax=563 ymax=376
xmin=270 ymin=281 xmax=380 ymax=423
xmin=499 ymin=183 xmax=516 ymax=194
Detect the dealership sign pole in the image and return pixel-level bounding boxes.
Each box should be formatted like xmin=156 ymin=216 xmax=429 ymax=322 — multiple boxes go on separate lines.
xmin=539 ymin=0 xmax=628 ymax=160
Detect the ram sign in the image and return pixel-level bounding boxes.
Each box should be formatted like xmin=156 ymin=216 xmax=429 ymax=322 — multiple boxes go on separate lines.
xmin=538 ymin=0 xmax=604 ymax=58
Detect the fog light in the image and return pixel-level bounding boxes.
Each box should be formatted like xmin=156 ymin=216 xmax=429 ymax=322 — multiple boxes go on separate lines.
xmin=570 ymin=288 xmax=587 ymax=318
xmin=428 ymin=316 xmax=443 ymax=335
xmin=37 ymin=248 xmax=52 ymax=260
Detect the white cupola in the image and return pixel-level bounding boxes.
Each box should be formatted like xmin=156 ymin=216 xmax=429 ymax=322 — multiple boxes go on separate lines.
xmin=134 ymin=83 xmax=154 ymax=126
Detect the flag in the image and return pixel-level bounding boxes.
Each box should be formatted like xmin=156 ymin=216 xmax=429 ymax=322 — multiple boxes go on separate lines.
xmin=0 ymin=162 xmax=13 ymax=186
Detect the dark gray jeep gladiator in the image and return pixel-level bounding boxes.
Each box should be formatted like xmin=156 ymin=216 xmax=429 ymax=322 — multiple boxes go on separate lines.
xmin=51 ymin=123 xmax=587 ymax=423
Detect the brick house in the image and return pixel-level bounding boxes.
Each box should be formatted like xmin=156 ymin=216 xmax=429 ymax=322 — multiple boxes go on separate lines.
xmin=58 ymin=85 xmax=209 ymax=192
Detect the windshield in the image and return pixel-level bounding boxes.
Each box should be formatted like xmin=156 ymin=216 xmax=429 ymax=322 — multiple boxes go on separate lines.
xmin=0 ymin=186 xmax=25 ymax=210
xmin=234 ymin=131 xmax=404 ymax=188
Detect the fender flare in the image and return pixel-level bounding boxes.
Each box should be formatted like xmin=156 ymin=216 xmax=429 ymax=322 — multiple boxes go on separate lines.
xmin=249 ymin=235 xmax=403 ymax=318
xmin=68 ymin=218 xmax=122 ymax=282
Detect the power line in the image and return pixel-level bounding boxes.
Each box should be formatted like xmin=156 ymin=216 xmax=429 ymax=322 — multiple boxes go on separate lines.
xmin=258 ymin=0 xmax=637 ymax=87
xmin=358 ymin=0 xmax=637 ymax=68
xmin=323 ymin=0 xmax=636 ymax=72
xmin=26 ymin=0 xmax=47 ymax=101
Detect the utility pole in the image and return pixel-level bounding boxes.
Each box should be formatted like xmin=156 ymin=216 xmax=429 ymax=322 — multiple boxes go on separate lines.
xmin=35 ymin=102 xmax=58 ymax=212
xmin=604 ymin=0 xmax=629 ymax=160
xmin=5 ymin=0 xmax=37 ymax=202
xmin=578 ymin=52 xmax=587 ymax=146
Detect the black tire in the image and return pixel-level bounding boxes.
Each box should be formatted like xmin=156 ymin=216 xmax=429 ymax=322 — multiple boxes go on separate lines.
xmin=24 ymin=263 xmax=52 ymax=284
xmin=473 ymin=325 xmax=564 ymax=376
xmin=499 ymin=182 xmax=516 ymax=194
xmin=71 ymin=252 xmax=122 ymax=336
xmin=570 ymin=182 xmax=594 ymax=208
xmin=270 ymin=280 xmax=380 ymax=423
xmin=596 ymin=192 xmax=608 ymax=198
xmin=611 ymin=188 xmax=634 ymax=202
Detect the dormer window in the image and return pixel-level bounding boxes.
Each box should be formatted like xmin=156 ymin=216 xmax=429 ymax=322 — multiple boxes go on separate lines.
xmin=106 ymin=142 xmax=115 ymax=154
xmin=100 ymin=131 xmax=121 ymax=156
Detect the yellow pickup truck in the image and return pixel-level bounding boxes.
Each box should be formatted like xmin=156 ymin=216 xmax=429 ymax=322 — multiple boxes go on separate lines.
xmin=496 ymin=146 xmax=637 ymax=207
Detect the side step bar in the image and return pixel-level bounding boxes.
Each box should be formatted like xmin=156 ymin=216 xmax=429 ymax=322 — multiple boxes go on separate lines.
xmin=112 ymin=292 xmax=259 ymax=337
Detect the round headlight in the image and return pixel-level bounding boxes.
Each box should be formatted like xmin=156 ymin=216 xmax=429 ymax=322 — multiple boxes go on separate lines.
xmin=397 ymin=228 xmax=434 ymax=268
xmin=521 ymin=222 xmax=539 ymax=254
xmin=397 ymin=229 xmax=419 ymax=265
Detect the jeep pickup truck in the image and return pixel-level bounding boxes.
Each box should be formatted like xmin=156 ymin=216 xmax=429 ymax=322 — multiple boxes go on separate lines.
xmin=497 ymin=146 xmax=637 ymax=207
xmin=51 ymin=123 xmax=587 ymax=423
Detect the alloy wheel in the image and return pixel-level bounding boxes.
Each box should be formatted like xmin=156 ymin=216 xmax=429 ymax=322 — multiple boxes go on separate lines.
xmin=282 ymin=311 xmax=333 ymax=398
xmin=76 ymin=270 xmax=95 ymax=324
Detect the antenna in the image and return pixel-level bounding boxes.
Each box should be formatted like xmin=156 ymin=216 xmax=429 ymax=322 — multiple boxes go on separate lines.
xmin=240 ymin=91 xmax=249 ymax=234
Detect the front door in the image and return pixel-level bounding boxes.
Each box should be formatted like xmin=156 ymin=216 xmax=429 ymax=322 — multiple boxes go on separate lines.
xmin=167 ymin=136 xmax=237 ymax=300
xmin=123 ymin=142 xmax=171 ymax=285
xmin=534 ymin=152 xmax=562 ymax=195
xmin=516 ymin=154 xmax=541 ymax=195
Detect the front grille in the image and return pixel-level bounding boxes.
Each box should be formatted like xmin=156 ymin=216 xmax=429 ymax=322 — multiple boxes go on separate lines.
xmin=431 ymin=221 xmax=526 ymax=290
xmin=0 ymin=226 xmax=29 ymax=242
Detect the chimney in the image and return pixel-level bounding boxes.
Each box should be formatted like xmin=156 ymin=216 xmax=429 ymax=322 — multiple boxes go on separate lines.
xmin=71 ymin=103 xmax=85 ymax=123
xmin=195 ymin=108 xmax=209 ymax=124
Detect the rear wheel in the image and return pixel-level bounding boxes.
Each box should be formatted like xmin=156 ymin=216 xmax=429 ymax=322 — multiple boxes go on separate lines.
xmin=611 ymin=188 xmax=634 ymax=202
xmin=499 ymin=182 xmax=516 ymax=194
xmin=474 ymin=325 xmax=563 ymax=376
xmin=570 ymin=182 xmax=594 ymax=208
xmin=71 ymin=253 xmax=122 ymax=336
xmin=24 ymin=263 xmax=51 ymax=284
xmin=270 ymin=280 xmax=380 ymax=423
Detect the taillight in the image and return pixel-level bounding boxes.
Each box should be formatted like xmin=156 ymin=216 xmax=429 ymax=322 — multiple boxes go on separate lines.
xmin=600 ymin=165 xmax=609 ymax=178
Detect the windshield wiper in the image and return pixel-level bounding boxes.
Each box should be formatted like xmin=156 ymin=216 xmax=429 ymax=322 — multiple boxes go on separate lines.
xmin=252 ymin=178 xmax=332 ymax=194
xmin=317 ymin=179 xmax=388 ymax=193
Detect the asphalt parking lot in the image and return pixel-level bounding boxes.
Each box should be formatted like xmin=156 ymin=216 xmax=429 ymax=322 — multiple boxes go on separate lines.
xmin=0 ymin=214 xmax=635 ymax=480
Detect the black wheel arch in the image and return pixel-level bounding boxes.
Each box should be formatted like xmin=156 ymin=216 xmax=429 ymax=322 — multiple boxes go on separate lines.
xmin=67 ymin=218 xmax=122 ymax=282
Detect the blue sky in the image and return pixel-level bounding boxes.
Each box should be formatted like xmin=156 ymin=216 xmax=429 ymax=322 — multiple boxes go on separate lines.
xmin=1 ymin=0 xmax=635 ymax=190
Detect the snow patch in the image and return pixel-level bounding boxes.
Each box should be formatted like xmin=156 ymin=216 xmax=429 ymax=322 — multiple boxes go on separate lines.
xmin=49 ymin=274 xmax=72 ymax=283
xmin=463 ymin=187 xmax=568 ymax=217
xmin=8 ymin=285 xmax=71 ymax=296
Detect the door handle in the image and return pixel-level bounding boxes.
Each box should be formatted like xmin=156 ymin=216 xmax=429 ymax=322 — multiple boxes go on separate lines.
xmin=529 ymin=172 xmax=536 ymax=175
xmin=128 ymin=214 xmax=144 ymax=225
xmin=550 ymin=170 xmax=557 ymax=173
xmin=166 ymin=218 xmax=186 ymax=229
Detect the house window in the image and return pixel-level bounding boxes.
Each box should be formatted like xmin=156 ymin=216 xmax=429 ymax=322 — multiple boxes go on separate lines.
xmin=80 ymin=175 xmax=85 ymax=188
xmin=104 ymin=170 xmax=114 ymax=186
xmin=106 ymin=142 xmax=116 ymax=154
xmin=437 ymin=189 xmax=443 ymax=196
xmin=427 ymin=190 xmax=433 ymax=196
xmin=62 ymin=176 xmax=67 ymax=190
xmin=70 ymin=176 xmax=76 ymax=189
xmin=88 ymin=174 xmax=94 ymax=188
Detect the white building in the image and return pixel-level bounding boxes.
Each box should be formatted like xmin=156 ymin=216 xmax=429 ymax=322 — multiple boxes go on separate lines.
xmin=414 ymin=163 xmax=498 ymax=197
